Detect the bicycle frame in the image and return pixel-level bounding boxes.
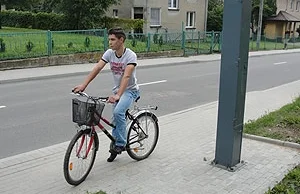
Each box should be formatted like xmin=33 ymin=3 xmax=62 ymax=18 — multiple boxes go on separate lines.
xmin=76 ymin=110 xmax=153 ymax=158
xmin=72 ymin=92 xmax=157 ymax=159
xmin=64 ymin=92 xmax=159 ymax=186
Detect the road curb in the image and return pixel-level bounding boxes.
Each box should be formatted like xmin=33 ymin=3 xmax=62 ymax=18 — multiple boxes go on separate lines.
xmin=243 ymin=133 xmax=300 ymax=149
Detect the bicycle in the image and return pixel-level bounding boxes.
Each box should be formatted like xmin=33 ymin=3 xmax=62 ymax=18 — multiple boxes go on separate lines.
xmin=63 ymin=92 xmax=159 ymax=186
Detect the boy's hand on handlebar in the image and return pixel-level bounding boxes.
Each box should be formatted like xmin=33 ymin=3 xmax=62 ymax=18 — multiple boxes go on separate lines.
xmin=72 ymin=84 xmax=86 ymax=93
xmin=107 ymin=94 xmax=120 ymax=103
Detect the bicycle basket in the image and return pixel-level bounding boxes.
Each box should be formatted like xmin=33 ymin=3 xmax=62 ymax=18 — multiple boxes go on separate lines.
xmin=72 ymin=97 xmax=105 ymax=126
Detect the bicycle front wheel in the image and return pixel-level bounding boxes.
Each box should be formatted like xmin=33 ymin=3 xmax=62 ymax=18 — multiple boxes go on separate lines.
xmin=63 ymin=128 xmax=99 ymax=186
xmin=126 ymin=112 xmax=159 ymax=161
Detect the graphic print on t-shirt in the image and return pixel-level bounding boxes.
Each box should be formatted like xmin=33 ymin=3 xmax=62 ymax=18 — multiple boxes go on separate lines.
xmin=111 ymin=61 xmax=124 ymax=75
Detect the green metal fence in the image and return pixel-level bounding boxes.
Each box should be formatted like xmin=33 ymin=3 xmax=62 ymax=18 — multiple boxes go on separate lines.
xmin=1 ymin=29 xmax=300 ymax=61
xmin=124 ymin=32 xmax=184 ymax=53
xmin=0 ymin=31 xmax=49 ymax=60
xmin=249 ymin=34 xmax=300 ymax=51
xmin=0 ymin=29 xmax=108 ymax=61
xmin=50 ymin=29 xmax=107 ymax=56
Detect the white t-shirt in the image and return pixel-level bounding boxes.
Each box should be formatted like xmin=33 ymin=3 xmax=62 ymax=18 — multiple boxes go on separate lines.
xmin=101 ymin=48 xmax=139 ymax=93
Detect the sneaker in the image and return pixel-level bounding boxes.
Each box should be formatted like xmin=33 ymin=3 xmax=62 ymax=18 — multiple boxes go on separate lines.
xmin=107 ymin=152 xmax=117 ymax=162
xmin=109 ymin=145 xmax=125 ymax=154
xmin=107 ymin=146 xmax=125 ymax=162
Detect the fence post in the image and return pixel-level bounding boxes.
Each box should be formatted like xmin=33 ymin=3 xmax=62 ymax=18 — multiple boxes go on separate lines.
xmin=197 ymin=31 xmax=201 ymax=54
xmin=219 ymin=31 xmax=222 ymax=52
xmin=47 ymin=30 xmax=52 ymax=56
xmin=263 ymin=35 xmax=266 ymax=50
xmin=182 ymin=31 xmax=186 ymax=56
xmin=210 ymin=31 xmax=214 ymax=53
xmin=147 ymin=33 xmax=151 ymax=52
xmin=103 ymin=28 xmax=108 ymax=51
xmin=293 ymin=35 xmax=295 ymax=48
xmin=181 ymin=30 xmax=185 ymax=49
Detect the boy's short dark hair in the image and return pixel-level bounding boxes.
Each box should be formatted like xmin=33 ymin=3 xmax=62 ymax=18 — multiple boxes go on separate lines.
xmin=108 ymin=27 xmax=126 ymax=41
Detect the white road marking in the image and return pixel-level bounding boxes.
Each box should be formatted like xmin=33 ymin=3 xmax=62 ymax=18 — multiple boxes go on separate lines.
xmin=274 ymin=62 xmax=287 ymax=65
xmin=0 ymin=106 xmax=6 ymax=109
xmin=139 ymin=80 xmax=167 ymax=86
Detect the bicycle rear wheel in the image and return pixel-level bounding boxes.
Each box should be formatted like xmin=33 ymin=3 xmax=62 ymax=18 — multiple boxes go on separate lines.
xmin=63 ymin=128 xmax=99 ymax=186
xmin=126 ymin=112 xmax=159 ymax=160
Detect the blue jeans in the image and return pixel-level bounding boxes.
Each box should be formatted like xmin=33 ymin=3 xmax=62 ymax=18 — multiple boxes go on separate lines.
xmin=112 ymin=89 xmax=139 ymax=147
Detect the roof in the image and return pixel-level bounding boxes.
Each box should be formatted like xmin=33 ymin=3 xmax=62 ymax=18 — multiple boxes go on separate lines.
xmin=266 ymin=11 xmax=300 ymax=22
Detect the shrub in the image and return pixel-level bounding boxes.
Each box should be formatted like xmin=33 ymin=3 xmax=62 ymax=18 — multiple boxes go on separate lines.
xmin=1 ymin=10 xmax=66 ymax=30
xmin=84 ymin=37 xmax=91 ymax=48
xmin=158 ymin=35 xmax=163 ymax=47
xmin=26 ymin=41 xmax=34 ymax=52
xmin=153 ymin=34 xmax=158 ymax=44
xmin=0 ymin=38 xmax=6 ymax=52
xmin=68 ymin=42 xmax=73 ymax=48
xmin=131 ymin=38 xmax=137 ymax=47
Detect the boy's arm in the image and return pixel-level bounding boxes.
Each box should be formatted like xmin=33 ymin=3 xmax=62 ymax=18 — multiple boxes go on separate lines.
xmin=73 ymin=59 xmax=106 ymax=92
xmin=108 ymin=64 xmax=135 ymax=102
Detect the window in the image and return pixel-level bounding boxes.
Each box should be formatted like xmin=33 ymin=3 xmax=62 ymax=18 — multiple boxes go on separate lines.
xmin=113 ymin=9 xmax=118 ymax=18
xmin=296 ymin=1 xmax=300 ymax=11
xmin=168 ymin=0 xmax=178 ymax=9
xmin=150 ymin=8 xmax=161 ymax=26
xmin=290 ymin=0 xmax=294 ymax=9
xmin=186 ymin=12 xmax=195 ymax=28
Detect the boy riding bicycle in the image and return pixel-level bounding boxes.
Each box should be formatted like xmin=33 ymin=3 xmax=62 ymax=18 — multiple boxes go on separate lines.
xmin=73 ymin=27 xmax=140 ymax=162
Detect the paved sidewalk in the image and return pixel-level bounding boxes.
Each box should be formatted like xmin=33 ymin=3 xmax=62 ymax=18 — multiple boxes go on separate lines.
xmin=0 ymin=80 xmax=299 ymax=194
xmin=0 ymin=49 xmax=300 ymax=194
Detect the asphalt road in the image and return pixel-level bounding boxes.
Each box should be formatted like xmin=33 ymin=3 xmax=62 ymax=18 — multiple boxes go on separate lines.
xmin=0 ymin=52 xmax=299 ymax=159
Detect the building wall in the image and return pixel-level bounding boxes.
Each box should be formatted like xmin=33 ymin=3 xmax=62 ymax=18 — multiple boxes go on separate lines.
xmin=106 ymin=0 xmax=207 ymax=34
xmin=277 ymin=0 xmax=300 ymax=18
xmin=107 ymin=1 xmax=134 ymax=18
xmin=265 ymin=22 xmax=277 ymax=38
xmin=276 ymin=0 xmax=300 ymax=35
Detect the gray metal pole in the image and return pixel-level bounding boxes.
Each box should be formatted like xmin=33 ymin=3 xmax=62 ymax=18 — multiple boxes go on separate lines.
xmin=256 ymin=0 xmax=264 ymax=50
xmin=213 ymin=0 xmax=252 ymax=170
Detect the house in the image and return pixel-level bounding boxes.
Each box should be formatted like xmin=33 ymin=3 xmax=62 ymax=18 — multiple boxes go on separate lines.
xmin=264 ymin=0 xmax=300 ymax=39
xmin=106 ymin=0 xmax=208 ymax=34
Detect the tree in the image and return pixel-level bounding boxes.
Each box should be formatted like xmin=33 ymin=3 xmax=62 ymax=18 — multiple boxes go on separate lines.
xmin=207 ymin=0 xmax=223 ymax=31
xmin=251 ymin=0 xmax=277 ymax=35
xmin=60 ymin=0 xmax=120 ymax=30
xmin=30 ymin=0 xmax=62 ymax=13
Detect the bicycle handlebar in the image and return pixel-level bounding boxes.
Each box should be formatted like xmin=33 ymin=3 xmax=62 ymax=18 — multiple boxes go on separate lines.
xmin=71 ymin=91 xmax=158 ymax=110
xmin=71 ymin=91 xmax=108 ymax=102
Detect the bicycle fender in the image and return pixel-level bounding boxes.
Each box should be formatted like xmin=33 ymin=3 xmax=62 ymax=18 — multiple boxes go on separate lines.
xmin=132 ymin=110 xmax=158 ymax=122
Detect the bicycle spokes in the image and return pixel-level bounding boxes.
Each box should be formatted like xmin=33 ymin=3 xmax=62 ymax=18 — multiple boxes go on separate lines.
xmin=64 ymin=129 xmax=98 ymax=186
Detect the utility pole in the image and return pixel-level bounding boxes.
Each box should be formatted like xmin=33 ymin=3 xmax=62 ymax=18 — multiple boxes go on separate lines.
xmin=145 ymin=0 xmax=148 ymax=34
xmin=256 ymin=0 xmax=264 ymax=50
xmin=214 ymin=0 xmax=252 ymax=170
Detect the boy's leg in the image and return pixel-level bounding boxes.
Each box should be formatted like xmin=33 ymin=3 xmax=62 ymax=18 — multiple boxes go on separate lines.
xmin=108 ymin=90 xmax=139 ymax=162
xmin=112 ymin=90 xmax=139 ymax=147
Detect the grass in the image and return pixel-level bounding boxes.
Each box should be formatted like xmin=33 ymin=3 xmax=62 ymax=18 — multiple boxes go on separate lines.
xmin=244 ymin=97 xmax=300 ymax=194
xmin=0 ymin=27 xmax=105 ymax=60
xmin=265 ymin=165 xmax=300 ymax=194
xmin=2 ymin=27 xmax=300 ymax=61
xmin=244 ymin=97 xmax=300 ymax=144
